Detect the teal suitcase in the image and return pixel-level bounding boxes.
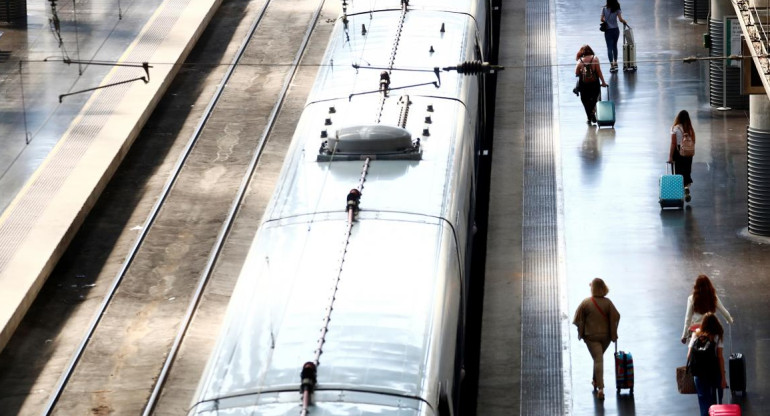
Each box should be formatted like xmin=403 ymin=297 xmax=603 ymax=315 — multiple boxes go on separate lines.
xmin=596 ymin=85 xmax=615 ymax=127
xmin=660 ymin=163 xmax=684 ymax=209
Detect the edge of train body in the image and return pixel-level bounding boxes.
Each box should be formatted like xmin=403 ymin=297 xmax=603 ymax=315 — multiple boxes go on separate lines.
xmin=188 ymin=1 xmax=494 ymax=415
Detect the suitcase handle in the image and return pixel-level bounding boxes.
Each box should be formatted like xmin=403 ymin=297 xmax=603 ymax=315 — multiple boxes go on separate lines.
xmin=666 ymin=161 xmax=675 ymax=175
xmin=602 ymin=84 xmax=610 ymax=102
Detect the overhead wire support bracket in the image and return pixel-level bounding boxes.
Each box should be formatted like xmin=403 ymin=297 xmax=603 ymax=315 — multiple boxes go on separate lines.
xmin=58 ymin=62 xmax=151 ymax=103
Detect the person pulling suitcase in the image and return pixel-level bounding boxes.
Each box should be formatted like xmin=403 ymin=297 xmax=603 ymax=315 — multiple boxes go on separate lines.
xmin=573 ymin=278 xmax=621 ymax=400
xmin=574 ymin=45 xmax=608 ymax=125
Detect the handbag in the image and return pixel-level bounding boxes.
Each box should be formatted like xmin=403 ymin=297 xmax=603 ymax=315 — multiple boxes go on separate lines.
xmin=676 ymin=365 xmax=696 ymax=394
xmin=600 ymin=7 xmax=608 ymax=32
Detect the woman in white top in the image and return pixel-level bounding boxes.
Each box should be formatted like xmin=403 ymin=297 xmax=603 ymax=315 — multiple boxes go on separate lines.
xmin=668 ymin=109 xmax=696 ymax=201
xmin=681 ymin=274 xmax=733 ymax=344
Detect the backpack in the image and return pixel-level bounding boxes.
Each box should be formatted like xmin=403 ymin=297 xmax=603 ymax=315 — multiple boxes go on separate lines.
xmin=687 ymin=335 xmax=718 ymax=378
xmin=580 ymin=57 xmax=597 ymax=83
xmin=680 ymin=131 xmax=695 ymax=157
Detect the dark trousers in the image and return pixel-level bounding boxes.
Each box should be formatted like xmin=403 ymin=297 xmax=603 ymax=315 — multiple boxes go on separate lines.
xmin=694 ymin=376 xmax=720 ymax=416
xmin=604 ymin=27 xmax=620 ymax=63
xmin=673 ymin=147 xmax=693 ymax=186
xmin=578 ymin=80 xmax=600 ymax=122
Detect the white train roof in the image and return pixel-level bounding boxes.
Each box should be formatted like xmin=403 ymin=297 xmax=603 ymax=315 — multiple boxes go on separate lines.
xmin=195 ymin=217 xmax=458 ymax=403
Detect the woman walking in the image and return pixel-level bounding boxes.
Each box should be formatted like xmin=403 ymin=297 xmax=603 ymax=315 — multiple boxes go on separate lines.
xmin=575 ymin=45 xmax=608 ymax=125
xmin=601 ymin=0 xmax=628 ymax=72
xmin=668 ymin=109 xmax=696 ymax=201
xmin=687 ymin=313 xmax=727 ymax=416
xmin=573 ymin=278 xmax=621 ymax=400
xmin=681 ymin=274 xmax=734 ymax=344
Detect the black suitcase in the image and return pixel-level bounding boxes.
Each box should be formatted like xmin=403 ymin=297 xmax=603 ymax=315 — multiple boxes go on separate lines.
xmin=728 ymin=325 xmax=746 ymax=396
xmin=729 ymin=353 xmax=746 ymax=395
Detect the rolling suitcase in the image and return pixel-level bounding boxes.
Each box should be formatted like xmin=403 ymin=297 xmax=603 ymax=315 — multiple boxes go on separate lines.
xmin=660 ymin=162 xmax=684 ymax=209
xmin=614 ymin=344 xmax=634 ymax=394
xmin=595 ymin=85 xmax=615 ymax=127
xmin=709 ymin=404 xmax=741 ymax=415
xmin=728 ymin=324 xmax=747 ymax=396
xmin=623 ymin=24 xmax=637 ymax=72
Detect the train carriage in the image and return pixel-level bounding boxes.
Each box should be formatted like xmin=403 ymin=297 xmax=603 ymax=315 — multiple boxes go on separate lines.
xmin=189 ymin=1 xmax=493 ymax=415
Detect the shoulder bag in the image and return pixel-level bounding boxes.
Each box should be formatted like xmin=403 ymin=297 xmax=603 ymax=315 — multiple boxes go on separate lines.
xmin=676 ymin=365 xmax=696 ymax=394
xmin=600 ymin=8 xmax=608 ymax=31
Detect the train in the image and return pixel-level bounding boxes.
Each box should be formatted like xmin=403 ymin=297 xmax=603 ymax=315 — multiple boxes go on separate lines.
xmin=188 ymin=1 xmax=497 ymax=414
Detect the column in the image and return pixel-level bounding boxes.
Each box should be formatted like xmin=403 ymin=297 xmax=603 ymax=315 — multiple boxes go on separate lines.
xmin=709 ymin=0 xmax=748 ymax=109
xmin=748 ymin=95 xmax=770 ymax=236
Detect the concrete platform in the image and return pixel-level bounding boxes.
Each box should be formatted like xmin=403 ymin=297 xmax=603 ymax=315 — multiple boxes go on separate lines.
xmin=0 ymin=0 xmax=222 ymax=352
xmin=480 ymin=0 xmax=770 ymax=415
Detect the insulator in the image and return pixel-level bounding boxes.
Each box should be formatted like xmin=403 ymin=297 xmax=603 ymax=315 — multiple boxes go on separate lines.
xmin=347 ymin=189 xmax=361 ymax=212
xmin=444 ymin=61 xmax=505 ymax=75
xmin=361 ymin=24 xmax=367 ymax=36
xmin=379 ymin=71 xmax=390 ymax=91
xmin=300 ymin=362 xmax=317 ymax=393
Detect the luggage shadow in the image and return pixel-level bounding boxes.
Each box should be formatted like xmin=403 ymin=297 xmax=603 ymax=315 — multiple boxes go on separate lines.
xmin=616 ymin=393 xmax=637 ymax=415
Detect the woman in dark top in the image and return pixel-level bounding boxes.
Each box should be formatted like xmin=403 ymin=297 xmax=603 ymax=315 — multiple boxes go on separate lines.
xmin=687 ymin=312 xmax=726 ymax=416
xmin=575 ymin=45 xmax=608 ymax=125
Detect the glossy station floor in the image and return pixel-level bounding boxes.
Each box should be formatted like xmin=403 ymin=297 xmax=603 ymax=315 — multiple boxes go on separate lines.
xmin=555 ymin=0 xmax=770 ymax=415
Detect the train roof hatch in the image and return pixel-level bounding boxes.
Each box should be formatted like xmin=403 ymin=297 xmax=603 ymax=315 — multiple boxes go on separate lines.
xmin=317 ymin=125 xmax=421 ymax=161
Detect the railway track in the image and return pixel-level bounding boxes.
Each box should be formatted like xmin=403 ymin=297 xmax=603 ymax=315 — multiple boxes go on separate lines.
xmin=0 ymin=0 xmax=338 ymax=415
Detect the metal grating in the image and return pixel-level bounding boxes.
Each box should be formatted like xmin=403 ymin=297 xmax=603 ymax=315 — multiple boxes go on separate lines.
xmin=684 ymin=0 xmax=709 ymax=21
xmin=0 ymin=0 xmax=195 ymax=274
xmin=520 ymin=0 xmax=565 ymax=414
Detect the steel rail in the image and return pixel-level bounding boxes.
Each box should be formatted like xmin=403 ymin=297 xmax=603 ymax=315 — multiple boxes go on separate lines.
xmin=142 ymin=0 xmax=327 ymax=413
xmin=40 ymin=0 xmax=278 ymax=414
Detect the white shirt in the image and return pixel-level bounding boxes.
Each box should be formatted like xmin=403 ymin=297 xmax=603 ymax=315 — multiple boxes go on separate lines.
xmin=681 ymin=294 xmax=734 ymax=339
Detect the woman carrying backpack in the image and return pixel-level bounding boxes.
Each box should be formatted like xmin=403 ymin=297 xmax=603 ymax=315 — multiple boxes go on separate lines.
xmin=681 ymin=274 xmax=734 ymax=344
xmin=575 ymin=45 xmax=608 ymax=125
xmin=668 ymin=110 xmax=696 ymax=201
xmin=687 ymin=312 xmax=727 ymax=416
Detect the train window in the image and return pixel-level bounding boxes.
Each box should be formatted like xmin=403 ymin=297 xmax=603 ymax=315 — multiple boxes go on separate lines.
xmin=317 ymin=125 xmax=422 ymax=161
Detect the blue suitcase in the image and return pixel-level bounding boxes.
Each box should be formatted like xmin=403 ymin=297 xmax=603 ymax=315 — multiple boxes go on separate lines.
xmin=596 ymin=85 xmax=615 ymax=127
xmin=660 ymin=162 xmax=684 ymax=209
